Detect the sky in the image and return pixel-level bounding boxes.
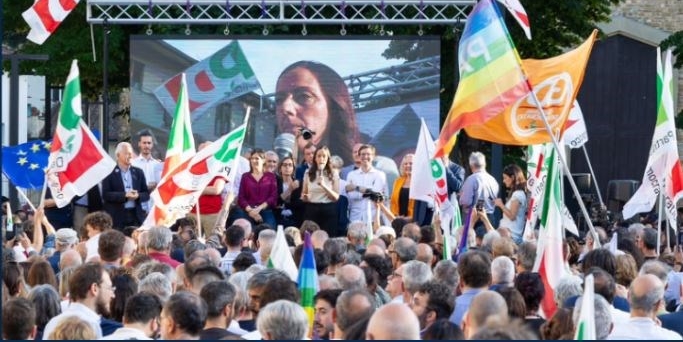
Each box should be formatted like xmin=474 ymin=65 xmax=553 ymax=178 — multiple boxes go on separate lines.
xmin=165 ymin=39 xmax=408 ymax=94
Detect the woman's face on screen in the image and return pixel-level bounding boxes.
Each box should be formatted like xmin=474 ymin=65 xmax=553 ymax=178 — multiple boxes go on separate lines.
xmin=275 ymin=66 xmax=329 ymax=148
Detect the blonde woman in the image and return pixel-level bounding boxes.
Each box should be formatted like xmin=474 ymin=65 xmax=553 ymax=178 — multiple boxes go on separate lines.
xmin=390 ymin=154 xmax=415 ymax=218
xmin=301 ymin=146 xmax=340 ymax=236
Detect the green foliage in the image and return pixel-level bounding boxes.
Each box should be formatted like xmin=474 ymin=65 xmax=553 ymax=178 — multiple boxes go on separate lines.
xmin=661 ymin=31 xmax=683 ymax=121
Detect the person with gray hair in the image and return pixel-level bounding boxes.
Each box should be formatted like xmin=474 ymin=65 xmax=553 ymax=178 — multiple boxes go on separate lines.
xmin=416 ymin=243 xmax=434 ymax=266
xmin=573 ymin=294 xmax=613 ymax=340
xmin=146 ymin=225 xmax=180 ymax=268
xmin=638 ymin=227 xmax=658 ymax=260
xmin=59 ymin=249 xmax=83 ymax=272
xmin=638 ymin=260 xmax=671 ymax=285
xmin=433 ymin=259 xmax=459 ymax=294
xmin=257 ymin=300 xmax=309 ymax=340
xmin=336 ymin=264 xmax=367 ymax=290
xmin=102 ymin=141 xmax=150 ymax=230
xmin=28 ymin=285 xmax=62 ymax=339
xmin=139 ymin=272 xmax=173 ymax=303
xmin=608 ymin=274 xmax=681 ymax=339
xmin=397 ymin=260 xmax=433 ymax=304
xmin=554 ymin=275 xmax=583 ymax=309
xmin=252 ymin=229 xmax=276 ymax=265
xmin=334 ymin=289 xmax=375 ymax=339
xmin=515 ymin=241 xmax=537 ymax=273
xmin=390 ymin=237 xmax=417 ymax=270
xmin=462 ymin=290 xmax=508 ymax=339
xmin=48 ymin=228 xmax=79 ymax=274
xmin=459 ymin=151 xmax=500 ymax=236
xmin=366 ymin=302 xmax=420 ymax=340
xmin=347 ymin=221 xmax=367 ymax=251
xmin=491 ymin=256 xmax=515 ymax=288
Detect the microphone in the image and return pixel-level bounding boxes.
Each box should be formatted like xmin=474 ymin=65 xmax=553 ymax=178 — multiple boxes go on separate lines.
xmin=273 ymin=133 xmax=295 ymax=160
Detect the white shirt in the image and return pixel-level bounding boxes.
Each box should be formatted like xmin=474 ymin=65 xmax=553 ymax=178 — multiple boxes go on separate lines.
xmin=132 ymin=155 xmax=162 ymax=211
xmin=610 ymin=306 xmax=631 ymax=326
xmin=100 ymin=327 xmax=152 ymax=340
xmin=346 ymin=167 xmax=387 ymax=223
xmin=608 ymin=317 xmax=682 ymax=340
xmin=42 ymin=302 xmax=103 ymax=340
xmin=227 ymin=320 xmax=248 ymax=336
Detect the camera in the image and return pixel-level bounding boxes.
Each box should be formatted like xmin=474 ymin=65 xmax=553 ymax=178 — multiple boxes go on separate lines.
xmin=475 ymin=199 xmax=485 ymax=211
xmin=362 ymin=190 xmax=385 ymax=202
xmin=299 ymin=127 xmax=316 ymax=140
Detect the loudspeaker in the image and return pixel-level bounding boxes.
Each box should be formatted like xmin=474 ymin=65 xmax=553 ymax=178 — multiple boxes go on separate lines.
xmin=606 ymin=179 xmax=640 ymax=213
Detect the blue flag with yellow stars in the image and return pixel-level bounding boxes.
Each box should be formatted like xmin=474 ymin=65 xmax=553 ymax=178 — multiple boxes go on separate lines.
xmin=2 ymin=140 xmax=51 ymax=189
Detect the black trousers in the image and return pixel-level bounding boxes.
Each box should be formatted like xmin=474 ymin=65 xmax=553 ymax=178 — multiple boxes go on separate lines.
xmin=303 ymin=202 xmax=339 ymax=237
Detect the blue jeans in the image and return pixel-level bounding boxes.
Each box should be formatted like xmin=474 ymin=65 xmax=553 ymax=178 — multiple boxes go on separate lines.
xmin=233 ymin=208 xmax=277 ymax=230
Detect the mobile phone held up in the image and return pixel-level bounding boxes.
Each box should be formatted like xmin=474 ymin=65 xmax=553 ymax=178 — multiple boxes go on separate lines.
xmin=476 ymin=199 xmax=485 ymax=211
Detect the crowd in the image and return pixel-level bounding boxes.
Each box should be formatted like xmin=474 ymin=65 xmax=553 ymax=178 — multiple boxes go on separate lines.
xmin=2 ymin=129 xmax=683 ymax=340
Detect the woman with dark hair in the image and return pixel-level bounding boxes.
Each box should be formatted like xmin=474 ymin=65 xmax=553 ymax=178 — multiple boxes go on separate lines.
xmin=236 ymin=149 xmax=278 ymax=229
xmin=275 ymin=61 xmax=360 ymax=165
xmin=28 ymin=284 xmax=62 ymax=340
xmin=108 ymin=270 xmax=138 ymax=323
xmin=301 ymin=146 xmax=340 ymax=236
xmin=495 ymin=164 xmax=528 ymax=244
xmin=277 ymin=156 xmax=299 ymax=227
xmin=514 ymin=271 xmax=546 ymax=338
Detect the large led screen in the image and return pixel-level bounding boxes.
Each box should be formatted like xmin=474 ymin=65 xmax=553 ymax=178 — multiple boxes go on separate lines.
xmin=130 ymin=37 xmax=441 ymax=168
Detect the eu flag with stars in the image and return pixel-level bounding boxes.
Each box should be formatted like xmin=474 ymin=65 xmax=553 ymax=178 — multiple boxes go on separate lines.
xmin=2 ymin=140 xmax=51 ymax=189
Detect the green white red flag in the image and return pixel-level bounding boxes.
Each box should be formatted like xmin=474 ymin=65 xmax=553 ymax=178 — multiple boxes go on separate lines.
xmin=47 ymin=60 xmax=115 ymax=208
xmin=574 ymin=274 xmax=596 ymax=340
xmin=622 ymin=48 xmax=682 ymax=230
xmin=532 ymin=147 xmax=568 ymax=319
xmin=160 ymin=73 xmax=196 ymax=177
xmin=144 ymin=119 xmax=247 ymax=227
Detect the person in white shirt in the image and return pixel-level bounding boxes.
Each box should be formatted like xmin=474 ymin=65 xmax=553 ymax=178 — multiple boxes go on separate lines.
xmin=608 ymin=274 xmax=682 ymax=340
xmin=43 ymin=262 xmax=115 ymax=340
xmin=345 ymin=144 xmax=388 ymax=224
xmin=101 ymin=292 xmax=163 ymax=340
xmin=131 ymin=130 xmax=162 ymax=214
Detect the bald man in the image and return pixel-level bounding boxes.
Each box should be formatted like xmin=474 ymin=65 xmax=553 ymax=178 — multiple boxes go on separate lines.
xmin=336 ymin=264 xmax=367 ymax=291
xmin=333 ymin=289 xmax=375 ymax=339
xmin=415 ymin=243 xmax=434 ymax=266
xmin=366 ymin=303 xmax=420 ymax=340
xmin=608 ymin=274 xmax=682 ymax=339
xmin=462 ymin=290 xmax=508 ymax=339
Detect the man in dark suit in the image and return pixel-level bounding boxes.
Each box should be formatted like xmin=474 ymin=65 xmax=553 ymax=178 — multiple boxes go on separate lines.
xmin=102 ymin=142 xmax=149 ymax=230
xmin=659 ymin=310 xmax=683 ymax=337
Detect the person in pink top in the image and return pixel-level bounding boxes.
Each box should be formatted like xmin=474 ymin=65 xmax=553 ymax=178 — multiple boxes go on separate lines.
xmin=236 ymin=149 xmax=278 ymax=229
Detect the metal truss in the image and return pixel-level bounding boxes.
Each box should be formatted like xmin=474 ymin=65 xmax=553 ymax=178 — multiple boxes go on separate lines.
xmin=86 ymin=0 xmax=474 ymax=26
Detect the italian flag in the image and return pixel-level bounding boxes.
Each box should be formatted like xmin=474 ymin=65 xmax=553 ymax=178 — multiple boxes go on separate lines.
xmin=145 ymin=121 xmax=247 ymax=227
xmin=532 ymin=147 xmax=567 ymax=319
xmin=574 ymin=274 xmax=596 ymax=340
xmin=144 ymin=73 xmax=196 ymax=226
xmin=47 ymin=60 xmax=115 ymax=208
xmin=623 ymin=48 xmax=681 ymax=229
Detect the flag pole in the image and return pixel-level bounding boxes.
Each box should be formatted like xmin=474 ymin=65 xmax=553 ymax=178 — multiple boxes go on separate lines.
xmin=525 ymin=80 xmax=600 ymax=247
xmin=581 ymin=145 xmax=604 ymax=207
xmin=16 ymin=186 xmax=53 ymax=233
xmin=38 ymin=173 xmax=49 ymax=209
xmin=657 ymin=182 xmax=663 ymax=257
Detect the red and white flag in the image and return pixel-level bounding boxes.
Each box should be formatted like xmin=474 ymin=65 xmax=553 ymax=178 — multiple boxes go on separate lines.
xmin=561 ymin=101 xmax=588 ymax=149
xmin=22 ymin=0 xmax=80 ymax=45
xmin=154 ymin=41 xmax=260 ymax=121
xmin=47 ymin=60 xmax=116 ymax=208
xmin=144 ymin=120 xmax=248 ymax=227
xmin=496 ymin=0 xmax=531 ymax=39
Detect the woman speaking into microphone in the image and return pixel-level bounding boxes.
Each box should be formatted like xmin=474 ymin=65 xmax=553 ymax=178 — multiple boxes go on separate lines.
xmin=301 ymin=146 xmax=340 ymax=237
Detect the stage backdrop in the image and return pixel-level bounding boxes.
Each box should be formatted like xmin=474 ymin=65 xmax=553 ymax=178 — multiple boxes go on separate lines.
xmin=129 ymin=36 xmax=441 ymax=168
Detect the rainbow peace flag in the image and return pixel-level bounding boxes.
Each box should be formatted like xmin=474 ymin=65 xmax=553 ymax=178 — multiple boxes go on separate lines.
xmin=435 ymin=0 xmax=531 ymax=157
xmin=297 ymin=231 xmax=319 ymax=338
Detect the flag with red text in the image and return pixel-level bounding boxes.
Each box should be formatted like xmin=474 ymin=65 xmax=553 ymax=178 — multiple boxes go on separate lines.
xmin=47 ymin=60 xmax=115 ymax=208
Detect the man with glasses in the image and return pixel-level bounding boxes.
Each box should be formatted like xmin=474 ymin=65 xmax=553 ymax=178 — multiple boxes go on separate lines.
xmin=43 ymin=262 xmax=115 ymax=339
